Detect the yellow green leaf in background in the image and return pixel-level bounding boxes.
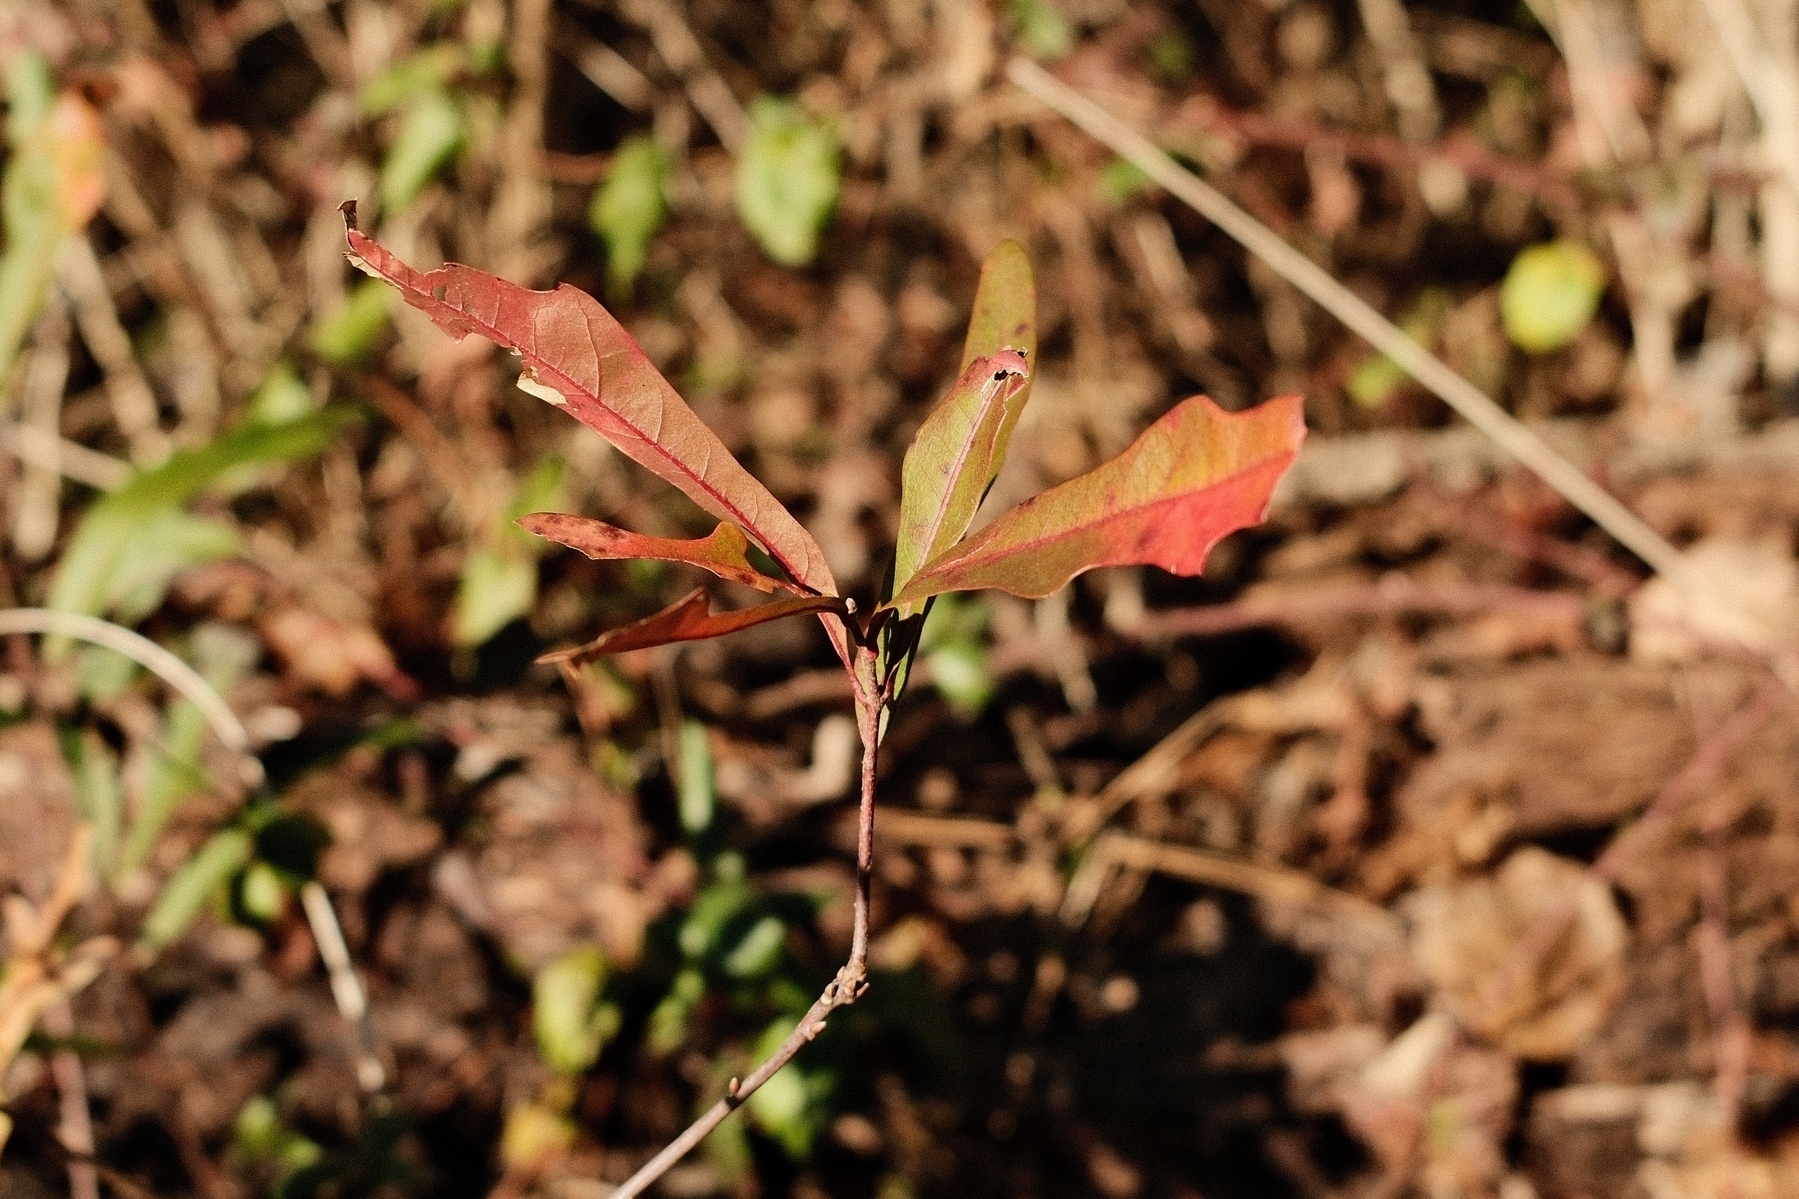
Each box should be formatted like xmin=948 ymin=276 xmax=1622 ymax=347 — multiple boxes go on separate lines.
xmin=1500 ymin=240 xmax=1606 ymax=354
xmin=735 ymin=97 xmax=840 ymax=268
xmin=590 ymin=134 xmax=668 ymax=292
xmin=379 ymin=88 xmax=465 ymax=214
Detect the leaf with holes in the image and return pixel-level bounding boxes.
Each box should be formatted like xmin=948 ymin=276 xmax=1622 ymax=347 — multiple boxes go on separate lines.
xmin=341 ymin=205 xmax=837 ymax=600
xmin=888 ymin=394 xmax=1305 ymax=606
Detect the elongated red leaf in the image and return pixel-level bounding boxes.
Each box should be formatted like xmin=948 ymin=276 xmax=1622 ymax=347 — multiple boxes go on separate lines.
xmin=888 ymin=394 xmax=1305 ymax=606
xmin=890 ymin=241 xmax=1038 ymax=605
xmin=519 ymin=513 xmax=804 ymax=595
xmin=340 ymin=204 xmax=836 ymax=600
xmin=538 ymin=588 xmax=850 ymax=666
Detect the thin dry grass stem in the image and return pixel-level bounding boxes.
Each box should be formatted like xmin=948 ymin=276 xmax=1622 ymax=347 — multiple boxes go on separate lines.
xmin=0 ymin=609 xmax=389 ymax=1110
xmin=616 ymin=0 xmax=752 ymax=152
xmin=0 ymin=609 xmax=258 ymax=785
xmin=1698 ymin=0 xmax=1799 ymax=202
xmin=12 ymin=295 xmax=73 ymax=563
xmin=1123 ymin=577 xmax=1587 ymax=643
xmin=58 ymin=237 xmax=168 ymax=467
xmin=607 ymin=663 xmax=889 ymax=1199
xmin=0 ymin=424 xmax=132 ymax=493
xmin=1474 ymin=675 xmax=1785 ymax=1024
xmin=1005 ymin=58 xmax=1689 ymax=587
xmin=874 ymin=809 xmax=1015 ymax=850
xmin=299 ymin=882 xmax=386 ymax=1094
xmin=1696 ymin=844 xmax=1751 ymax=1124
xmin=1180 ymin=100 xmax=1579 ymax=211
xmin=1061 ymin=831 xmax=1398 ymax=937
xmin=0 ymin=825 xmax=114 ymax=1160
xmin=42 ymin=1000 xmax=100 ymax=1199
xmin=557 ymin=16 xmax=655 ymax=114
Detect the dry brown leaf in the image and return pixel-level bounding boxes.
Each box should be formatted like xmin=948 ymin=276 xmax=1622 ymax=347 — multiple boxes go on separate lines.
xmin=1405 ymin=847 xmax=1627 ymax=1059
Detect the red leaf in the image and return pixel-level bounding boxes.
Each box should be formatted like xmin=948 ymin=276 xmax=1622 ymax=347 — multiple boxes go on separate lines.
xmin=519 ymin=513 xmax=805 ymax=595
xmin=887 ymin=394 xmax=1305 ymax=605
xmin=340 ymin=205 xmax=836 ymax=601
xmin=538 ymin=588 xmax=850 ymax=666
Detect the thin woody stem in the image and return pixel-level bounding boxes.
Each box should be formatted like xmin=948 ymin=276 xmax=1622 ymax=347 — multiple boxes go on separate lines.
xmin=609 ymin=656 xmax=886 ymax=1199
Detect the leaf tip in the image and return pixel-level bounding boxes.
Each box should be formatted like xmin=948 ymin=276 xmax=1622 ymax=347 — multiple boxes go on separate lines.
xmin=339 ymin=198 xmax=361 ymax=231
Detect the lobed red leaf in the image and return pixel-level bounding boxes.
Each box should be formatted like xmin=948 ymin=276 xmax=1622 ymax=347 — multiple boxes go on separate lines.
xmin=340 ymin=205 xmax=837 ymax=601
xmin=887 ymin=394 xmax=1305 ymax=606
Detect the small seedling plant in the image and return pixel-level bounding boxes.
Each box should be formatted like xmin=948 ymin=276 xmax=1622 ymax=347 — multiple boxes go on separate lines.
xmin=342 ymin=202 xmax=1305 ymax=1196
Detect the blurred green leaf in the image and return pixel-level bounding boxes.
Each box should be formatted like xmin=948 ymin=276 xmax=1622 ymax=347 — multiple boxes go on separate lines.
xmin=1008 ymin=0 xmax=1074 ymax=61
xmin=455 ymin=458 xmax=565 ymax=646
xmin=532 ymin=946 xmax=620 ymax=1075
xmin=0 ymin=54 xmax=105 ymax=393
xmin=1147 ymin=31 xmax=1195 ymax=82
xmin=359 ymin=44 xmax=465 ymax=117
xmin=1347 ymin=288 xmax=1451 ymax=409
xmin=919 ymin=594 xmax=993 ymax=716
xmin=379 ymin=88 xmax=465 ymax=213
xmin=1500 ymin=240 xmax=1606 ymax=354
xmin=453 ymin=542 xmax=536 ymax=647
xmin=735 ymin=97 xmax=840 ymax=267
xmin=311 ymin=278 xmax=393 ymax=364
xmin=137 ymin=827 xmax=254 ymax=956
xmin=720 ymin=914 xmax=785 ymax=979
xmin=6 ymin=51 xmax=54 ymax=142
xmin=238 ymin=861 xmax=289 ymax=923
xmin=647 ymin=966 xmax=706 ymax=1056
xmin=503 ymin=457 xmax=565 ymax=547
xmin=678 ymin=875 xmax=753 ymax=961
xmin=678 ymin=719 xmax=715 ymax=837
xmin=234 ymin=1095 xmax=325 ymax=1186
xmin=589 ymin=135 xmax=668 ymax=292
xmin=744 ymin=1016 xmax=830 ymax=1158
xmin=498 ymin=1102 xmax=576 ymax=1176
xmin=107 ymin=510 xmax=241 ymax=625
xmin=47 ymin=409 xmax=357 ymax=627
xmin=61 ymin=728 xmax=122 ymax=883
xmin=924 ymin=641 xmax=992 ymax=716
xmin=247 ymin=362 xmax=316 ymax=426
xmin=1097 ymin=158 xmax=1152 ymax=205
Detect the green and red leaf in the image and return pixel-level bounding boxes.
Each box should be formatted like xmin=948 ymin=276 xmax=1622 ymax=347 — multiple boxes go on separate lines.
xmin=891 ymin=352 xmax=1030 ymax=601
xmin=538 ymin=588 xmax=850 ymax=666
xmin=960 ymin=239 xmax=1037 ymax=372
xmin=339 ymin=204 xmax=836 ymax=600
xmin=519 ymin=513 xmax=804 ymax=595
xmin=887 ymin=394 xmax=1305 ymax=606
xmin=891 ymin=240 xmax=1038 ymax=604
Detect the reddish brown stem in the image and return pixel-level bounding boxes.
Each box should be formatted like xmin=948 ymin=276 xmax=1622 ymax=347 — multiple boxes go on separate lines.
xmin=608 ymin=652 xmax=886 ymax=1199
